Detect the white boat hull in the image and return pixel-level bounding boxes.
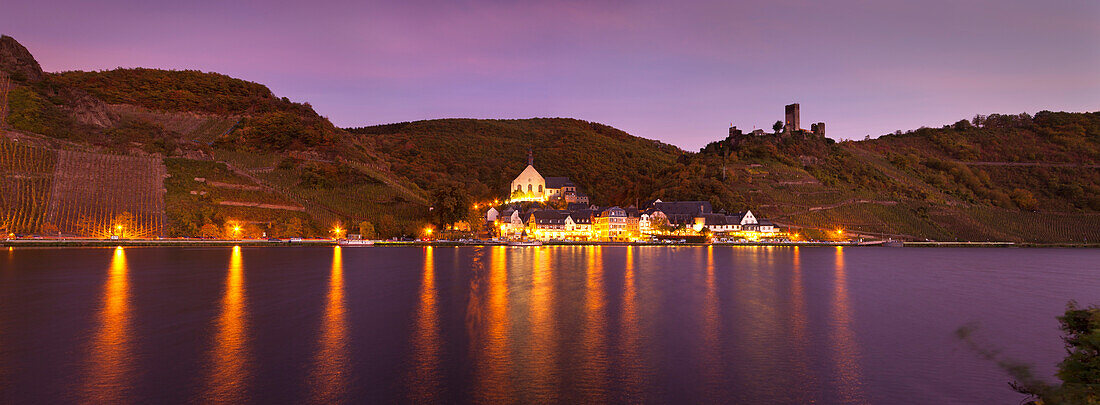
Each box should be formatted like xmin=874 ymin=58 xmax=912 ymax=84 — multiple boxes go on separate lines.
xmin=337 ymin=240 xmax=375 ymax=246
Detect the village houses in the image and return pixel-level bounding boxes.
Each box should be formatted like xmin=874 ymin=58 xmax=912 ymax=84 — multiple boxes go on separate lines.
xmin=486 ymin=153 xmax=780 ymax=242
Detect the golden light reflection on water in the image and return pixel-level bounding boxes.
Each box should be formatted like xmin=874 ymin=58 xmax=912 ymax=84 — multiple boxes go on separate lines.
xmin=580 ymin=246 xmax=609 ymax=401
xmin=788 ymin=247 xmax=815 ymax=397
xmin=790 ymin=247 xmax=809 ymax=354
xmin=831 ymin=246 xmax=866 ymax=402
xmin=408 ymin=246 xmax=443 ymax=402
xmin=82 ymin=246 xmax=132 ymax=403
xmin=204 ymin=246 xmax=249 ymax=403
xmin=619 ymin=246 xmax=644 ymax=399
xmin=311 ymin=246 xmax=349 ymax=403
xmin=701 ymin=245 xmax=723 ymax=391
xmin=473 ymin=246 xmax=513 ymax=402
xmin=526 ymin=246 xmax=558 ymax=401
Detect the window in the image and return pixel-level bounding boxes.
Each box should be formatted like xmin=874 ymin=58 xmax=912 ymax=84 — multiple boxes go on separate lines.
xmin=528 ymin=184 xmax=532 ymax=191
xmin=538 ymin=185 xmax=543 ymax=192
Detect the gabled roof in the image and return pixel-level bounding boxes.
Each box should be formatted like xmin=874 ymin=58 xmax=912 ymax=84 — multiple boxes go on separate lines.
xmin=699 ymin=213 xmax=732 ymax=226
xmin=513 ymin=165 xmax=544 ymax=183
xmin=532 ymin=210 xmax=570 ymax=224
xmin=596 ymin=206 xmax=627 ymax=217
xmin=567 ymin=209 xmax=595 ymax=224
xmin=652 ymin=201 xmax=712 ymax=215
xmin=545 ymin=177 xmax=574 ymax=189
xmin=566 ymin=203 xmax=591 ymax=211
xmin=666 ymin=214 xmax=696 ymax=225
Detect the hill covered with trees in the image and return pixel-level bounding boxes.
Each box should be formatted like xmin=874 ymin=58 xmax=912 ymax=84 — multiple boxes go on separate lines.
xmin=651 ymin=111 xmax=1100 ymax=242
xmin=3 ymin=35 xmax=1099 ymax=242
xmin=347 ymin=118 xmax=682 ymax=204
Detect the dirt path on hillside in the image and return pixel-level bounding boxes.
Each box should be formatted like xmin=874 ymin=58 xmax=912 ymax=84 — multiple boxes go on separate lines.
xmin=338 ymin=158 xmax=428 ymax=205
xmin=217 ymin=201 xmax=305 ymax=211
xmin=953 ymin=160 xmax=1100 ymax=168
xmin=807 ymin=199 xmax=898 ymax=212
xmin=217 ymin=160 xmax=364 ymax=221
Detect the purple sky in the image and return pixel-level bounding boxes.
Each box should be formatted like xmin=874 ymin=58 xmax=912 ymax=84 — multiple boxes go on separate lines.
xmin=5 ymin=0 xmax=1099 ymax=149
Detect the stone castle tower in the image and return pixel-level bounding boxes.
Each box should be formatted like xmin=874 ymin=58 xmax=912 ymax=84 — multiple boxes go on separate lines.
xmin=784 ymin=103 xmax=825 ymax=138
xmin=726 ymin=103 xmax=825 ymax=143
xmin=784 ymin=103 xmax=800 ymax=133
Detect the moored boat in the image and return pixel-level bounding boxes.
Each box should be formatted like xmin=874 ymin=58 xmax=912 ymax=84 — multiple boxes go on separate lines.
xmin=337 ymin=239 xmax=375 ymax=246
xmin=506 ymin=240 xmax=543 ymax=246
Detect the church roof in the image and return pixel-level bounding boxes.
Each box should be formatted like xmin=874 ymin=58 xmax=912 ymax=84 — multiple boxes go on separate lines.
xmin=513 ymin=165 xmax=544 ymax=183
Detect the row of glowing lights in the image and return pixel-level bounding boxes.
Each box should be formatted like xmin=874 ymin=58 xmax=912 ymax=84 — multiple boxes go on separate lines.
xmin=6 ymin=225 xmax=845 ymax=240
xmin=4 ymin=227 xmax=841 ymax=239
xmin=467 ymin=201 xmax=847 ymax=240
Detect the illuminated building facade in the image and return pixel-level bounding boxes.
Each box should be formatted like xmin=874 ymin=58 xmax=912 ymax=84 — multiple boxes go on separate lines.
xmin=593 ymin=207 xmax=629 ymax=241
xmin=492 ymin=162 xmax=781 ymax=242
xmin=507 ymin=152 xmax=589 ymax=204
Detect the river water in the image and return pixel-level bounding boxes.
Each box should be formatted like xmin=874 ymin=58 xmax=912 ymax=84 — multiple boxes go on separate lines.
xmin=0 ymin=246 xmax=1096 ymax=404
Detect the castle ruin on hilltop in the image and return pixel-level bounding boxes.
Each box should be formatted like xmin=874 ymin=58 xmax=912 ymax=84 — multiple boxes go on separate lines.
xmin=727 ymin=103 xmax=825 ymax=144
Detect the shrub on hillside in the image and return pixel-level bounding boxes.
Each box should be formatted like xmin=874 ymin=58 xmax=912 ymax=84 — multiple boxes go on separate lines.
xmin=5 ymin=86 xmax=74 ymax=138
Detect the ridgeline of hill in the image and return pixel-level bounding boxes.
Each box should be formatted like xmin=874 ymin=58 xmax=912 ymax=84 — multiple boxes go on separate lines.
xmin=1 ymin=35 xmax=429 ymax=238
xmin=346 ymin=119 xmax=681 ymax=204
xmin=655 ymin=112 xmax=1100 ymax=242
xmin=3 ymin=35 xmax=1099 ymax=242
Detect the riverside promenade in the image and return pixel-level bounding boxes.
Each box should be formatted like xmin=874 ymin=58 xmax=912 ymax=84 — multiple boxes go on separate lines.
xmin=0 ymin=238 xmax=1041 ymax=248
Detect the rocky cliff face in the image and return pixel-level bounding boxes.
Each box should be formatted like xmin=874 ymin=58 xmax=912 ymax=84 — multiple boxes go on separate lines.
xmin=61 ymin=88 xmax=116 ymax=127
xmin=0 ymin=35 xmax=44 ymax=82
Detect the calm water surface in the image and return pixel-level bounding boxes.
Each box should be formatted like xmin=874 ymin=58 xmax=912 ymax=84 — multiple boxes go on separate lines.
xmin=0 ymin=246 xmax=1096 ymax=404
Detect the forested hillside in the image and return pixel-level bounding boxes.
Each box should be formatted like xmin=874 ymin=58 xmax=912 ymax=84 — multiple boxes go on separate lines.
xmin=347 ymin=118 xmax=682 ymax=204
xmin=1 ymin=35 xmax=426 ymax=237
xmin=653 ymin=112 xmax=1100 ymax=242
xmin=3 ymin=34 xmax=1099 ymax=242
